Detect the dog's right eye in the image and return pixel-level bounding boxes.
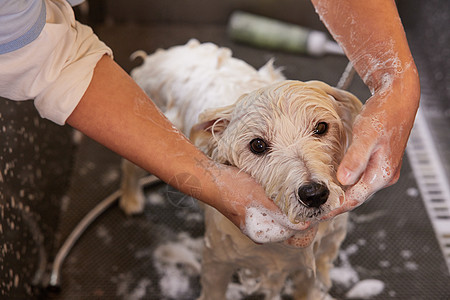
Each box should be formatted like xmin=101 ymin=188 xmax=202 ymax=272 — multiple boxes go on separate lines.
xmin=249 ymin=138 xmax=268 ymax=155
xmin=314 ymin=122 xmax=328 ymax=135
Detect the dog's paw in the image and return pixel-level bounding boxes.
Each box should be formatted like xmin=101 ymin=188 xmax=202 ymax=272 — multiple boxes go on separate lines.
xmin=119 ymin=190 xmax=145 ymax=215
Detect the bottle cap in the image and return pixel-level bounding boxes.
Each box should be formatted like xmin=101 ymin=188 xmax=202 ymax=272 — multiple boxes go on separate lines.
xmin=307 ymin=30 xmax=345 ymax=56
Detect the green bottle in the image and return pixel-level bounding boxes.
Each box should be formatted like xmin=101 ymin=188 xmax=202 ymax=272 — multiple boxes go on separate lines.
xmin=228 ymin=11 xmax=344 ymax=56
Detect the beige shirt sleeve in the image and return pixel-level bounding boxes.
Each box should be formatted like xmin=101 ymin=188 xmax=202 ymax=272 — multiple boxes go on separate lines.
xmin=0 ymin=0 xmax=112 ymax=125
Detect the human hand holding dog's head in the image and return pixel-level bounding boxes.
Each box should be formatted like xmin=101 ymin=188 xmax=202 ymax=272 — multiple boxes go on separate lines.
xmin=207 ymin=163 xmax=311 ymax=244
xmin=324 ymin=71 xmax=420 ymax=219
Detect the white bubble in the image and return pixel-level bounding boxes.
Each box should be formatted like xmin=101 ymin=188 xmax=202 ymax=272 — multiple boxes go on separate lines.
xmin=346 ymin=279 xmax=385 ymax=299
xmin=243 ymin=206 xmax=295 ymax=244
xmin=406 ymin=187 xmax=419 ymax=197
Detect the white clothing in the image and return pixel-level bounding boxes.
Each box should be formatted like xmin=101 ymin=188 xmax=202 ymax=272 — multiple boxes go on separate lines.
xmin=0 ymin=0 xmax=112 ymax=125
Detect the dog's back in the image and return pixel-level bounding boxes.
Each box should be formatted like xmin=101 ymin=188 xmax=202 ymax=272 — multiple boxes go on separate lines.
xmin=130 ymin=39 xmax=284 ymax=135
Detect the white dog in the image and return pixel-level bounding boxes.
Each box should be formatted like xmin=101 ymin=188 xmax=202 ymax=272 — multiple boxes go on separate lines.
xmin=121 ymin=39 xmax=362 ymax=300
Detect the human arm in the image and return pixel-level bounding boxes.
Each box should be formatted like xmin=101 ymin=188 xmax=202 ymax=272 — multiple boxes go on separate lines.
xmin=310 ymin=0 xmax=421 ymax=214
xmin=0 ymin=0 xmax=309 ymax=239
xmin=0 ymin=0 xmax=309 ymax=240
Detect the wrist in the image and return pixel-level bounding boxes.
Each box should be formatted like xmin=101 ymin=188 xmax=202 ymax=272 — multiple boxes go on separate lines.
xmin=369 ymin=59 xmax=420 ymax=103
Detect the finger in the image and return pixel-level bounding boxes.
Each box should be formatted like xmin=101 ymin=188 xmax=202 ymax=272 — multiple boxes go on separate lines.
xmin=321 ymin=179 xmax=373 ymax=220
xmin=321 ymin=197 xmax=359 ymax=219
xmin=323 ymin=153 xmax=386 ymax=220
xmin=345 ymin=180 xmax=375 ymax=205
xmin=386 ymin=161 xmax=402 ymax=187
xmin=284 ymin=224 xmax=319 ymax=248
xmin=337 ymin=135 xmax=376 ymax=186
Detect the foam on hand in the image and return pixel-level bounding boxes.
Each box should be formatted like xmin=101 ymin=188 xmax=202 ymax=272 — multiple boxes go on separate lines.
xmin=242 ymin=206 xmax=312 ymax=246
xmin=284 ymin=225 xmax=318 ymax=248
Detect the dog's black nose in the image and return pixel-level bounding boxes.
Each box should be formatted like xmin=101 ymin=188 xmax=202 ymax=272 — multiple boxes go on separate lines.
xmin=298 ymin=182 xmax=329 ymax=208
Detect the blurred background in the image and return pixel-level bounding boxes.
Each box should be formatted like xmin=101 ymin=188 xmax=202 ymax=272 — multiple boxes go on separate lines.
xmin=0 ymin=0 xmax=449 ymax=299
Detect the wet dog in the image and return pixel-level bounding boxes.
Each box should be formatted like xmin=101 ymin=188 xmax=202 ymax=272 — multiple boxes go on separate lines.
xmin=121 ymin=40 xmax=361 ymax=299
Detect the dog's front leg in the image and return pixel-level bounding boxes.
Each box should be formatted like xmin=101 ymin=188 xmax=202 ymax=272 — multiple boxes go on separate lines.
xmin=198 ymin=259 xmax=234 ymax=300
xmin=285 ymin=267 xmax=310 ymax=300
xmin=119 ymin=159 xmax=146 ymax=215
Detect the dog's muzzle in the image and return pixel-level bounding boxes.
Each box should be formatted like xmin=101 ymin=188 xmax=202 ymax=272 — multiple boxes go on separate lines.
xmin=298 ymin=182 xmax=329 ymax=208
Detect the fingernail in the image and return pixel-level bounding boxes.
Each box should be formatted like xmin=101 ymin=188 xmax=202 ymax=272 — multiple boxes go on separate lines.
xmin=338 ymin=168 xmax=354 ymax=185
xmin=339 ymin=194 xmax=345 ymax=205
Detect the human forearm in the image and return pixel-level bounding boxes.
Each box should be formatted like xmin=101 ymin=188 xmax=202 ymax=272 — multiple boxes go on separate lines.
xmin=311 ymin=0 xmax=420 ymax=95
xmin=67 ymin=55 xmax=223 ymax=205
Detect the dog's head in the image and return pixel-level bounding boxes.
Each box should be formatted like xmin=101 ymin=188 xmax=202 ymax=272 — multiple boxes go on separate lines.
xmin=191 ymin=80 xmax=362 ymax=223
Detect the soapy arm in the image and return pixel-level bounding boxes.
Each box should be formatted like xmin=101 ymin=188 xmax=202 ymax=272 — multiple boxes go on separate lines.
xmin=311 ymin=0 xmax=420 ymax=215
xmin=67 ymin=55 xmax=309 ymax=236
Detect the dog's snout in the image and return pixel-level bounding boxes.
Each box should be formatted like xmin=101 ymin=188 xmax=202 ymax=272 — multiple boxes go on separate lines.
xmin=298 ymin=182 xmax=329 ymax=208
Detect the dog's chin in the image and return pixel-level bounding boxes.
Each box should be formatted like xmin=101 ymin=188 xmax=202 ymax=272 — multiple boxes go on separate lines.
xmin=295 ymin=203 xmax=325 ymax=222
xmin=270 ymin=194 xmax=322 ymax=224
xmin=272 ymin=192 xmax=342 ymax=224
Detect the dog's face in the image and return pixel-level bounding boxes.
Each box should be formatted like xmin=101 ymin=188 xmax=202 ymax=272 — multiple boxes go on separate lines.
xmin=191 ymin=80 xmax=361 ymax=223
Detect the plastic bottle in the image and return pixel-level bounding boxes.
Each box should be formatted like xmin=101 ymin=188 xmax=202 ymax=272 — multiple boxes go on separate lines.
xmin=228 ymin=11 xmax=344 ymax=56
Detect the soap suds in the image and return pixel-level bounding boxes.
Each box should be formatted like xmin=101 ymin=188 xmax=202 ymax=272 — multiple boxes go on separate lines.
xmin=96 ymin=225 xmax=112 ymax=245
xmin=226 ymin=283 xmax=250 ymax=300
xmin=406 ymin=187 xmax=419 ymax=197
xmin=146 ymin=191 xmax=165 ymax=206
xmin=404 ymin=261 xmax=418 ymax=271
xmin=351 ymin=210 xmax=386 ymax=223
xmin=330 ymin=244 xmax=360 ymax=289
xmin=152 ymin=233 xmax=203 ymax=299
xmin=400 ymin=249 xmax=412 ymax=260
xmin=113 ymin=273 xmax=151 ymax=300
xmin=242 ymin=206 xmax=310 ymax=245
xmin=128 ymin=278 xmax=152 ymax=300
xmin=345 ymin=279 xmax=385 ymax=299
xmin=330 ymin=266 xmax=359 ymax=289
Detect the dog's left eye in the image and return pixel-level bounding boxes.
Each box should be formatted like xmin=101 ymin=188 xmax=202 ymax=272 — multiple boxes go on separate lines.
xmin=314 ymin=122 xmax=328 ymax=135
xmin=249 ymin=138 xmax=268 ymax=155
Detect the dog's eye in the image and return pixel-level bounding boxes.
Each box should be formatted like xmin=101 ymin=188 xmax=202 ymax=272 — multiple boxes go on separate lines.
xmin=314 ymin=122 xmax=328 ymax=135
xmin=249 ymin=138 xmax=268 ymax=155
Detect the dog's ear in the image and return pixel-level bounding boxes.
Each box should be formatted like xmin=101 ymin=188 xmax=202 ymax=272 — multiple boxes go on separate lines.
xmin=190 ymin=103 xmax=235 ymax=161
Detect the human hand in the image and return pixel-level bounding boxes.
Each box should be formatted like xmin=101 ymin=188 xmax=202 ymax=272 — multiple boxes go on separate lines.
xmin=324 ymin=72 xmax=420 ymax=218
xmin=207 ymin=163 xmax=312 ymax=244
